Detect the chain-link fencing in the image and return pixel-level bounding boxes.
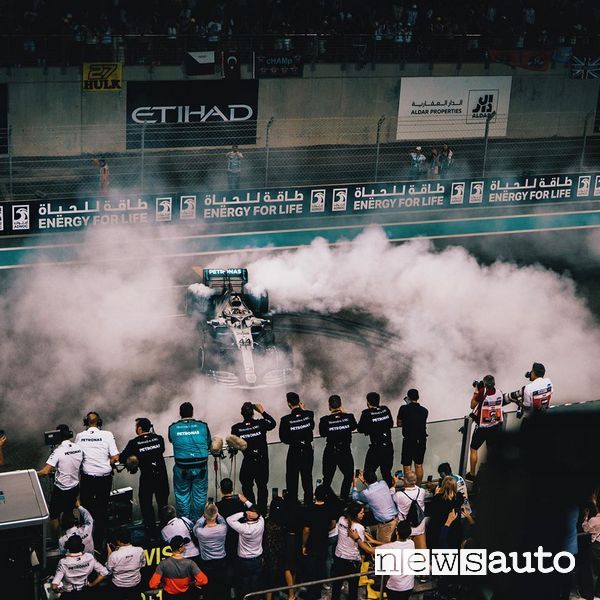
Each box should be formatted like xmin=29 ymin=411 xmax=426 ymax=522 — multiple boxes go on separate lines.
xmin=0 ymin=113 xmax=598 ymax=201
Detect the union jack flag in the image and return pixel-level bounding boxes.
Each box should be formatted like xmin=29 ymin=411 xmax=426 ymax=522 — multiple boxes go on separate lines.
xmin=570 ymin=56 xmax=600 ymax=79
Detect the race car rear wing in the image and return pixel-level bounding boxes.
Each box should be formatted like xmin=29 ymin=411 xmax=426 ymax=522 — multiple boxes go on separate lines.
xmin=198 ymin=268 xmax=248 ymax=292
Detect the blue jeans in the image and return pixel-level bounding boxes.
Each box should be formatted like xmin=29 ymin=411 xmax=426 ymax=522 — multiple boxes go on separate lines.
xmin=173 ymin=463 xmax=208 ymax=523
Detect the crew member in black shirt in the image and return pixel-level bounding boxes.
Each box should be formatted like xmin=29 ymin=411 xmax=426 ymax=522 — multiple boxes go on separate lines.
xmin=396 ymin=388 xmax=429 ymax=485
xmin=357 ymin=391 xmax=395 ymax=487
xmin=231 ymin=402 xmax=276 ymax=513
xmin=279 ymin=391 xmax=315 ymax=506
xmin=318 ymin=395 xmax=357 ymax=500
xmin=120 ymin=417 xmax=169 ymax=538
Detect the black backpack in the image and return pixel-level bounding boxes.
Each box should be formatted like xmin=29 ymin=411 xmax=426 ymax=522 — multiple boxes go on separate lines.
xmin=402 ymin=489 xmax=425 ymax=527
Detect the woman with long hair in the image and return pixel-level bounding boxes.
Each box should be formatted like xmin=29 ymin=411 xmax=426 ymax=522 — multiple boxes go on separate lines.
xmin=331 ymin=502 xmax=381 ymax=600
xmin=428 ymin=476 xmax=464 ymax=550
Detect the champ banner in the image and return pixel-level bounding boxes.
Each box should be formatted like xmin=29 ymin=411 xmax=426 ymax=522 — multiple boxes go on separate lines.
xmin=396 ymin=76 xmax=512 ymax=140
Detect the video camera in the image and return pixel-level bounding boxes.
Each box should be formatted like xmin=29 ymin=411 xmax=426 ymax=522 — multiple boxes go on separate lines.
xmin=44 ymin=430 xmax=63 ymax=447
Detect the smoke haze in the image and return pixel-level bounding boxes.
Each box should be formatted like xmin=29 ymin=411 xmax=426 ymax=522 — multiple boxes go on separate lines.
xmin=0 ymin=225 xmax=599 ymax=467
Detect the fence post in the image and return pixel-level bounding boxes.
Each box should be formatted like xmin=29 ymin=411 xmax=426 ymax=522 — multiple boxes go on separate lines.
xmin=482 ymin=110 xmax=496 ymax=178
xmin=140 ymin=122 xmax=146 ymax=195
xmin=264 ymin=117 xmax=274 ymax=188
xmin=374 ymin=115 xmax=385 ymax=182
xmin=580 ymin=111 xmax=592 ymax=172
xmin=8 ymin=125 xmax=13 ymax=200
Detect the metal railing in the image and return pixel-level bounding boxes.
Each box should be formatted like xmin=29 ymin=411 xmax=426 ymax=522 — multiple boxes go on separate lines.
xmin=1 ymin=112 xmax=598 ymax=201
xmin=243 ymin=569 xmax=384 ymax=600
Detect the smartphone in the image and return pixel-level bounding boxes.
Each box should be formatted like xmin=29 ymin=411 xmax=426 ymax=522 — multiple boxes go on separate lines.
xmin=395 ymin=470 xmax=403 ymax=478
xmin=208 ymin=497 xmax=214 ymax=504
xmin=427 ymin=475 xmax=433 ymax=482
xmin=355 ymin=469 xmax=361 ymax=477
xmin=272 ymin=487 xmax=279 ymax=498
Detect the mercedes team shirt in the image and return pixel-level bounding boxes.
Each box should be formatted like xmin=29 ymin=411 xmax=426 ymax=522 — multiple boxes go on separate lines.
xmin=52 ymin=552 xmax=109 ymax=592
xmin=75 ymin=427 xmax=119 ymax=476
xmin=107 ymin=544 xmax=146 ymax=588
xmin=46 ymin=440 xmax=83 ymax=490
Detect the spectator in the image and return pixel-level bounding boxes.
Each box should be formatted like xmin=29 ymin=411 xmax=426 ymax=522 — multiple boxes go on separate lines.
xmin=106 ymin=527 xmax=146 ymax=600
xmin=226 ymin=145 xmax=244 ymax=190
xmin=168 ymin=401 xmax=211 ymax=523
xmin=263 ymin=497 xmax=294 ymax=600
xmin=226 ymin=497 xmax=266 ymax=600
xmin=319 ymin=394 xmax=357 ymax=500
xmin=216 ymin=477 xmax=247 ymax=599
xmin=437 ymin=462 xmax=472 ymax=516
xmin=231 ymin=402 xmax=277 ymax=513
xmin=58 ymin=502 xmax=95 ymax=556
xmin=325 ymin=486 xmax=345 ymax=581
xmin=279 ymin=391 xmax=315 ymax=506
xmin=428 ymin=147 xmax=440 ymax=178
xmin=428 ymin=476 xmax=464 ymax=550
xmin=393 ymin=471 xmax=426 ymax=550
xmin=582 ymin=503 xmax=600 ymax=598
xmin=51 ymin=534 xmax=109 ymax=597
xmin=439 ymin=144 xmax=454 ymax=177
xmin=466 ymin=375 xmax=503 ymax=482
xmin=149 ymin=535 xmax=208 ymax=599
xmin=119 ymin=416 xmax=169 ymax=539
xmin=0 ymin=431 xmax=6 ymax=467
xmin=396 ymin=389 xmax=428 ymax=484
xmin=92 ymin=158 xmax=109 ymax=195
xmin=302 ymin=484 xmax=338 ymax=600
xmin=37 ymin=424 xmax=83 ymax=540
xmin=357 ymin=391 xmax=395 ymax=487
xmin=193 ymin=503 xmax=227 ymax=600
xmin=331 ymin=502 xmax=380 ymax=600
xmin=380 ymin=520 xmax=415 ymax=600
xmin=351 ymin=469 xmax=398 ymax=543
xmin=75 ymin=411 xmax=119 ymax=550
xmin=159 ymin=505 xmax=200 ymax=564
xmin=409 ymin=146 xmax=426 ymax=179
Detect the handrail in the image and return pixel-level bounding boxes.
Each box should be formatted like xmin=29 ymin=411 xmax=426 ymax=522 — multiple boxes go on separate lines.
xmin=243 ymin=568 xmax=385 ymax=599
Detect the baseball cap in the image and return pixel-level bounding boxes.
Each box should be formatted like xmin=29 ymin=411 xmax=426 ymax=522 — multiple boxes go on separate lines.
xmin=407 ymin=389 xmax=419 ymax=400
xmin=64 ymin=534 xmax=85 ymax=553
xmin=169 ymin=535 xmax=190 ymax=550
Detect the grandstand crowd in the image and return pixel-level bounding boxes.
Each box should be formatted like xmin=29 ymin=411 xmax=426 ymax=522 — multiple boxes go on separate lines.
xmin=0 ymin=0 xmax=598 ymax=67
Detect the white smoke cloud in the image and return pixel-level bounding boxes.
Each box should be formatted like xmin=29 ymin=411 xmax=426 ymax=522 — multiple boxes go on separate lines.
xmin=1 ymin=224 xmax=599 ymax=469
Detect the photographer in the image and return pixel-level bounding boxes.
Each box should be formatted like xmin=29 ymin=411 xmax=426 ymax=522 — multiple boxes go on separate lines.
xmin=503 ymin=362 xmax=553 ymax=419
xmin=465 ymin=375 xmax=503 ymax=482
xmin=231 ymin=402 xmax=277 ymax=513
xmin=120 ymin=417 xmax=169 ymax=538
xmin=357 ymin=391 xmax=394 ymax=487
xmin=279 ymin=391 xmax=315 ymax=506
xmin=37 ymin=424 xmax=83 ymax=540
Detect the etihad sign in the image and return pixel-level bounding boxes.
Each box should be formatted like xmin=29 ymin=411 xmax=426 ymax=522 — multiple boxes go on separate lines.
xmin=131 ymin=104 xmax=254 ymax=124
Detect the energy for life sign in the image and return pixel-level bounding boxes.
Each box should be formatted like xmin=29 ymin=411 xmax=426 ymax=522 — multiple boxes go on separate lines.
xmin=396 ymin=76 xmax=512 ymax=140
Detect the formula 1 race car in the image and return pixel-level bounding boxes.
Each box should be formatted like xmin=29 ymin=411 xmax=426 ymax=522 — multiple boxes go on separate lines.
xmin=185 ymin=268 xmax=293 ymax=388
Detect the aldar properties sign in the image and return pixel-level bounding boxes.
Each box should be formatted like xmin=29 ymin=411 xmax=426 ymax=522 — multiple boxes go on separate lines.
xmin=396 ymin=76 xmax=512 ymax=140
xmin=126 ymin=80 xmax=259 ymax=149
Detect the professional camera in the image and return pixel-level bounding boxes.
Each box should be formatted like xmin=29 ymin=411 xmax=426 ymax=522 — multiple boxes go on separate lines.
xmin=472 ymin=380 xmax=485 ymax=390
xmin=44 ymin=430 xmax=62 ymax=446
xmin=502 ymin=389 xmax=523 ymax=404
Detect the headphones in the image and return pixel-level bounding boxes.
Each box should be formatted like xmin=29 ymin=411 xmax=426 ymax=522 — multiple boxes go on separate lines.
xmin=83 ymin=411 xmax=103 ymax=428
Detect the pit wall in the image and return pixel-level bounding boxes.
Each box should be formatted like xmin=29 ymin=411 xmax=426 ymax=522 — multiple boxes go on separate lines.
xmin=1 ymin=62 xmax=598 ymax=156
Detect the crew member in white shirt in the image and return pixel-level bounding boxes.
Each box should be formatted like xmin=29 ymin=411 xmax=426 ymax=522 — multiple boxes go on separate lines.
xmin=75 ymin=411 xmax=119 ymax=550
xmin=226 ymin=494 xmax=265 ymax=599
xmin=106 ymin=527 xmax=146 ymax=600
xmin=59 ymin=501 xmax=95 ymax=555
xmin=393 ymin=472 xmax=427 ymax=550
xmin=160 ymin=504 xmax=200 ymax=563
xmin=37 ymin=424 xmax=83 ymax=540
xmin=51 ymin=534 xmax=108 ymax=597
